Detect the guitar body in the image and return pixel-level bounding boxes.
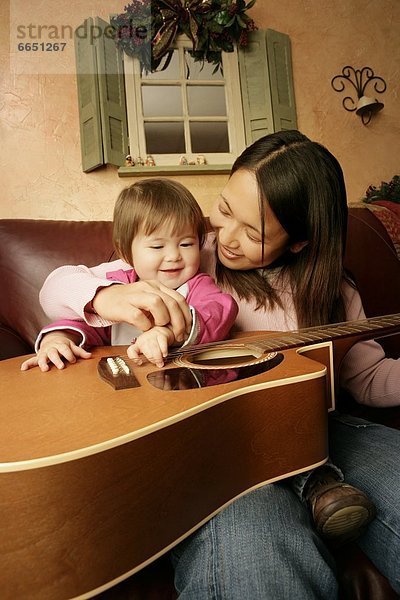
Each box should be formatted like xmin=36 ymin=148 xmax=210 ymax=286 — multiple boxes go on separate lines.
xmin=0 ymin=341 xmax=331 ymax=599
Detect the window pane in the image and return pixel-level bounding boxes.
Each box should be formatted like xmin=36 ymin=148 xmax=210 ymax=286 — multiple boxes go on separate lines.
xmin=144 ymin=122 xmax=185 ymax=154
xmin=190 ymin=122 xmax=229 ymax=153
xmin=142 ymin=86 xmax=182 ymax=117
xmin=184 ymin=51 xmax=223 ymax=81
xmin=143 ymin=50 xmax=180 ymax=80
xmin=187 ymin=86 xmax=226 ymax=116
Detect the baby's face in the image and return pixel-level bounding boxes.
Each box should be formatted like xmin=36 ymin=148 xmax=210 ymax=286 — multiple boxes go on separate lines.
xmin=131 ymin=224 xmax=200 ymax=289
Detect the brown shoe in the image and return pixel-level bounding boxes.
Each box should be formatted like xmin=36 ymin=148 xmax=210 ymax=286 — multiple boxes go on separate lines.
xmin=307 ymin=481 xmax=376 ymax=546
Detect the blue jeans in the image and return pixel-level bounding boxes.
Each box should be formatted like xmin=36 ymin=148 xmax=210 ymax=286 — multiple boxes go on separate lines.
xmin=171 ymin=414 xmax=400 ymax=599
xmin=290 ymin=460 xmax=343 ymax=501
xmin=329 ymin=413 xmax=400 ymax=595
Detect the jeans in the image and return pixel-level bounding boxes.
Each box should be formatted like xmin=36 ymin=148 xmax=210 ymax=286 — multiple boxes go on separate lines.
xmin=171 ymin=413 xmax=400 ymax=599
xmin=290 ymin=459 xmax=343 ymax=501
xmin=329 ymin=413 xmax=400 ymax=595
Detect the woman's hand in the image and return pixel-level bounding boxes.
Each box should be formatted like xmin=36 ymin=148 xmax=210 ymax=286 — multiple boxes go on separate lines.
xmin=92 ymin=280 xmax=192 ymax=342
xmin=20 ymin=331 xmax=92 ymax=372
xmin=127 ymin=326 xmax=175 ymax=368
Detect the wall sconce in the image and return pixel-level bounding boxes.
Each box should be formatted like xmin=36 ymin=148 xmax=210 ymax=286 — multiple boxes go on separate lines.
xmin=331 ymin=66 xmax=386 ymax=125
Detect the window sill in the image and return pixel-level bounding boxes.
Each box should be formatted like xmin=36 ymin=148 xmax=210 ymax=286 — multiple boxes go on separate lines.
xmin=118 ymin=164 xmax=232 ymax=177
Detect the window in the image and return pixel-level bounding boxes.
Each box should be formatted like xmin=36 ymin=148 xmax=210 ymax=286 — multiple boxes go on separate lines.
xmin=75 ymin=19 xmax=297 ymax=174
xmin=124 ymin=36 xmax=245 ymax=166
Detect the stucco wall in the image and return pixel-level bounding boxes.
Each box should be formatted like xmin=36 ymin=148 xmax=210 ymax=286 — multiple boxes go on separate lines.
xmin=1 ymin=0 xmax=399 ymax=220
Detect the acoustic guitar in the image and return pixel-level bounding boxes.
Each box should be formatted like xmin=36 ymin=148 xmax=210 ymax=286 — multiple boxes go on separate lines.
xmin=1 ymin=313 xmax=399 ymax=599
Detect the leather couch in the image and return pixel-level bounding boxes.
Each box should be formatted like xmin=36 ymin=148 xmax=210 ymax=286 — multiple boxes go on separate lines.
xmin=1 ymin=206 xmax=399 ymax=599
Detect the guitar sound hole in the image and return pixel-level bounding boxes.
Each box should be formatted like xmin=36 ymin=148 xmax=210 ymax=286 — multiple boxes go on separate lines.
xmin=147 ymin=353 xmax=284 ymax=391
xmin=178 ymin=345 xmax=266 ymax=368
xmin=193 ymin=354 xmax=256 ymax=367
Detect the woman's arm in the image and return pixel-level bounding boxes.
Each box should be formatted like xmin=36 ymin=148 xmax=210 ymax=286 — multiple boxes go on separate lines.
xmin=340 ymin=340 xmax=399 ymax=407
xmin=39 ymin=262 xmax=192 ymax=341
xmin=339 ymin=283 xmax=400 ymax=407
xmin=126 ymin=274 xmax=238 ymax=367
xmin=39 ymin=260 xmax=125 ymax=324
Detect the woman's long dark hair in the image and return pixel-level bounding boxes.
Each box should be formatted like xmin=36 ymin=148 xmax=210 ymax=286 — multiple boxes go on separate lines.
xmin=215 ymin=130 xmax=349 ymax=328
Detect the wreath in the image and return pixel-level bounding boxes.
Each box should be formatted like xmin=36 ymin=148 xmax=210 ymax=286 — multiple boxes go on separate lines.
xmin=111 ymin=0 xmax=257 ymax=73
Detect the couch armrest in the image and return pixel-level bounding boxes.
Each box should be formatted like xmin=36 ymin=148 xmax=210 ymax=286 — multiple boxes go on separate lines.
xmin=345 ymin=207 xmax=400 ymax=359
xmin=0 ymin=326 xmax=32 ymax=361
xmin=0 ymin=219 xmax=114 ymax=356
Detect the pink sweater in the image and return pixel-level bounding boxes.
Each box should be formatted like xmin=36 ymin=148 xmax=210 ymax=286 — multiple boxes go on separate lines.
xmin=37 ymin=267 xmax=238 ymax=351
xmin=39 ymin=234 xmax=400 ymax=408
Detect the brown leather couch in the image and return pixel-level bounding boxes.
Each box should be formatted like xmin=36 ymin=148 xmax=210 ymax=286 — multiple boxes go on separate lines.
xmin=1 ymin=206 xmax=399 ymax=600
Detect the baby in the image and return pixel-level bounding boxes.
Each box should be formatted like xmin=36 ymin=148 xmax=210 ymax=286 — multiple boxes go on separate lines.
xmin=21 ymin=179 xmax=238 ymax=371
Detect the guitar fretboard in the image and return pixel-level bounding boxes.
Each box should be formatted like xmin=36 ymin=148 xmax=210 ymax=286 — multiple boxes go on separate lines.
xmin=168 ymin=313 xmax=400 ymax=358
xmin=257 ymin=313 xmax=400 ymax=353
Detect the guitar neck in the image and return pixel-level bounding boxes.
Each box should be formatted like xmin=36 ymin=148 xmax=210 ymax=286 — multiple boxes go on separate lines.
xmin=258 ymin=313 xmax=400 ymax=371
xmin=258 ymin=313 xmax=400 ymax=352
xmin=168 ymin=313 xmax=400 ymax=365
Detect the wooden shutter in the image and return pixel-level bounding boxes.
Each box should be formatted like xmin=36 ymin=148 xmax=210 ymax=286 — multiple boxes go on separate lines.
xmin=74 ymin=17 xmax=128 ymax=172
xmin=266 ymin=29 xmax=297 ymax=131
xmin=75 ymin=18 xmax=103 ymax=172
xmin=95 ymin=17 xmax=129 ymax=167
xmin=238 ymin=29 xmax=297 ymax=145
xmin=238 ymin=30 xmax=274 ymax=145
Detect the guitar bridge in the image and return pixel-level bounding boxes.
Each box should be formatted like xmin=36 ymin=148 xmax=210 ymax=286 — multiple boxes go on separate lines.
xmin=98 ymin=356 xmax=140 ymax=390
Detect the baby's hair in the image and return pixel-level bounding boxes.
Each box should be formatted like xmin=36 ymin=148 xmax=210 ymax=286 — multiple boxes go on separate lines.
xmin=113 ymin=178 xmax=206 ymax=265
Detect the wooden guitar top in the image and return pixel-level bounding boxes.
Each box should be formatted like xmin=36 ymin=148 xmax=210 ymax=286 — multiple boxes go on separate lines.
xmin=0 ymin=344 xmax=325 ymax=470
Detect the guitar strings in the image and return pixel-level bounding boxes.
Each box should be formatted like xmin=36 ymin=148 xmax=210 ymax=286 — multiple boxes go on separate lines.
xmin=108 ymin=313 xmax=400 ymax=365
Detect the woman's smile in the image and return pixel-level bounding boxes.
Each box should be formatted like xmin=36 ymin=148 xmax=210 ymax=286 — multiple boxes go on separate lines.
xmin=219 ymin=244 xmax=243 ymax=260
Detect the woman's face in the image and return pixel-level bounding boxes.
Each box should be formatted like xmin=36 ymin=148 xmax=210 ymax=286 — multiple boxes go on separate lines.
xmin=209 ymin=169 xmax=290 ymax=270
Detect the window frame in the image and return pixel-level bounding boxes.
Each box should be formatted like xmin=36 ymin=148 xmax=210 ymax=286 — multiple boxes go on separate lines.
xmin=123 ymin=35 xmax=246 ymax=168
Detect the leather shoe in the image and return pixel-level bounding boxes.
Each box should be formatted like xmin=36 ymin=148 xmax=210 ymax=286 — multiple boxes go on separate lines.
xmin=307 ymin=480 xmax=376 ymax=546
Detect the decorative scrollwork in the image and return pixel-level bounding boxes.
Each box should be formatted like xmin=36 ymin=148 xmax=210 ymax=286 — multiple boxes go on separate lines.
xmin=331 ymin=66 xmax=387 ymax=112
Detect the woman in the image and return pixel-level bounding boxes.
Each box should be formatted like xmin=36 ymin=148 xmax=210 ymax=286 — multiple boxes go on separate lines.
xmin=38 ymin=131 xmax=400 ymax=598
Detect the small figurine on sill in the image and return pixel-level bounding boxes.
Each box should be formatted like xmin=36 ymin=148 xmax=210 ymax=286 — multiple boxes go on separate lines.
xmin=196 ymin=155 xmax=207 ymax=165
xmin=179 ymin=155 xmax=188 ymax=165
xmin=125 ymin=155 xmax=135 ymax=167
xmin=145 ymin=155 xmax=156 ymax=167
xmin=136 ymin=156 xmax=145 ymax=166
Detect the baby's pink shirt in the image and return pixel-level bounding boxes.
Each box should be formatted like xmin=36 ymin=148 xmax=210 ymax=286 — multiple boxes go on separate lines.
xmin=37 ymin=267 xmax=238 ymax=351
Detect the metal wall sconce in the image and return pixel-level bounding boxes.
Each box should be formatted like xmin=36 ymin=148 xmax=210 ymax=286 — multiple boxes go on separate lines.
xmin=331 ymin=66 xmax=386 ymax=125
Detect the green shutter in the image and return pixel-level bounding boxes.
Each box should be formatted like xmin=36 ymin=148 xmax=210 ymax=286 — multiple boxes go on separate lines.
xmin=95 ymin=17 xmax=129 ymax=167
xmin=266 ymin=29 xmax=297 ymax=131
xmin=74 ymin=17 xmax=128 ymax=172
xmin=238 ymin=30 xmax=274 ymax=145
xmin=238 ymin=29 xmax=297 ymax=144
xmin=75 ymin=18 xmax=103 ymax=172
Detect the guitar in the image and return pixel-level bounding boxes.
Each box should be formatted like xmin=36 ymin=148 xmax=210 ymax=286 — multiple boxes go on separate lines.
xmin=1 ymin=313 xmax=399 ymax=600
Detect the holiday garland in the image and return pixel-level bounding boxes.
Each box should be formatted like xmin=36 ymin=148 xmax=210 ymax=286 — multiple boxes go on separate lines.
xmin=111 ymin=0 xmax=257 ymax=73
xmin=363 ymin=176 xmax=400 ymax=204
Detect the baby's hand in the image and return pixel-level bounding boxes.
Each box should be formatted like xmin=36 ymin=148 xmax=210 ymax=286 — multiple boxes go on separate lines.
xmin=20 ymin=332 xmax=92 ymax=372
xmin=127 ymin=326 xmax=174 ymax=368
